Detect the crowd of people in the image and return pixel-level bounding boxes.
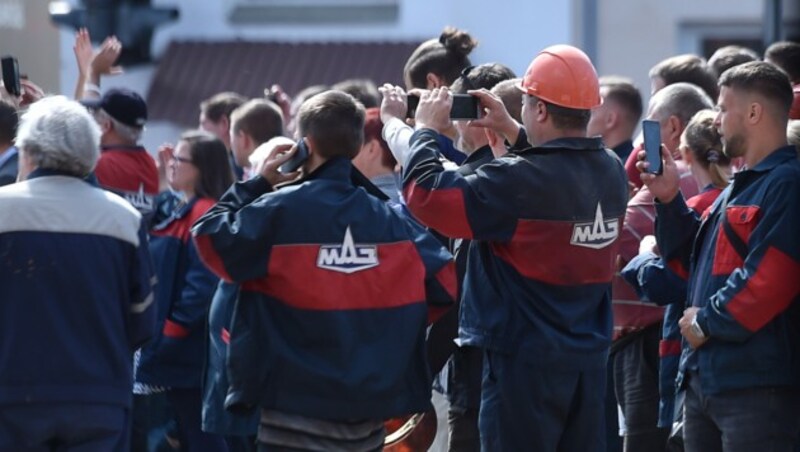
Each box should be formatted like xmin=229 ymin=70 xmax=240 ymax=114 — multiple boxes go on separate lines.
xmin=0 ymin=25 xmax=799 ymax=452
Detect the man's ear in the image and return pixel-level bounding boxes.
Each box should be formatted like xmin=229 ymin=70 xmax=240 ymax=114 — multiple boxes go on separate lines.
xmin=667 ymin=115 xmax=682 ymax=145
xmin=747 ymin=101 xmax=763 ymax=125
xmin=304 ymin=136 xmax=317 ymax=155
xmin=220 ymin=116 xmax=230 ymax=133
xmin=537 ymin=101 xmax=548 ymax=123
xmin=606 ymin=109 xmax=619 ymax=130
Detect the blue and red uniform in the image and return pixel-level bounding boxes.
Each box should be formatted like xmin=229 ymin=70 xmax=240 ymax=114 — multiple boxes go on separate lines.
xmin=403 ymin=128 xmax=628 ymax=451
xmin=192 ymin=157 xmax=457 ymax=423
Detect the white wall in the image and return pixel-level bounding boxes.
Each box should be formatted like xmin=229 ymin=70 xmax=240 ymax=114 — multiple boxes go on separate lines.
xmin=594 ymin=0 xmax=764 ymax=110
xmin=57 ymin=0 xmax=573 ymax=152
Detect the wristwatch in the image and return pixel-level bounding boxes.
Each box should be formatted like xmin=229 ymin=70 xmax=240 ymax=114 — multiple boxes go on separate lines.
xmin=691 ymin=315 xmax=707 ymax=339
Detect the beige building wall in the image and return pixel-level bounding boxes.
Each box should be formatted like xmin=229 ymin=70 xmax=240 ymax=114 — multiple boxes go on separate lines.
xmin=593 ymin=0 xmax=765 ymax=108
xmin=0 ymin=0 xmax=61 ymax=94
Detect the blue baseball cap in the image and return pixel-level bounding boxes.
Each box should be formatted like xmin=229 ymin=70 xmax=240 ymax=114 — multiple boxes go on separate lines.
xmin=81 ymin=88 xmax=147 ymax=128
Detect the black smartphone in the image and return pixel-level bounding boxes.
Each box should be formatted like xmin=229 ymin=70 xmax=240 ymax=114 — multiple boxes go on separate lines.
xmin=1 ymin=56 xmax=20 ymax=97
xmin=279 ymin=138 xmax=309 ymax=174
xmin=642 ymin=120 xmax=663 ymax=175
xmin=405 ymin=93 xmax=480 ymax=120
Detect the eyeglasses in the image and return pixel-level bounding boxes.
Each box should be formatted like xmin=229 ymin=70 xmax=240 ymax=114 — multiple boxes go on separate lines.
xmin=172 ymin=155 xmax=193 ymax=164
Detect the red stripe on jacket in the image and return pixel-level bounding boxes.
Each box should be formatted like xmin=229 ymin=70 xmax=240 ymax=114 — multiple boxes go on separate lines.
xmin=403 ymin=181 xmax=474 ymax=239
xmin=726 ymin=246 xmax=800 ymax=332
xmin=491 ymin=219 xmax=620 ymax=286
xmin=242 ymin=242 xmax=426 ymax=310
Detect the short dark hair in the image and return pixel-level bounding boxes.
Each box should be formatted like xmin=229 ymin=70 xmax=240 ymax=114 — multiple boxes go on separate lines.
xmin=363 ymin=108 xmax=396 ymax=169
xmin=649 ymin=54 xmax=719 ymax=100
xmin=297 ymin=91 xmax=365 ymax=160
xmin=200 ymin=92 xmax=247 ymax=123
xmin=599 ymin=76 xmax=643 ymax=127
xmin=404 ymin=26 xmax=478 ymax=89
xmin=450 ymin=63 xmax=516 ymax=95
xmin=0 ymin=100 xmax=18 ymax=145
xmin=491 ymin=78 xmax=523 ymax=122
xmin=708 ymin=45 xmax=760 ymax=78
xmin=331 ymin=79 xmax=380 ymax=108
xmin=530 ymin=96 xmax=591 ymax=131
xmin=180 ymin=130 xmax=235 ymax=200
xmin=231 ymin=99 xmax=284 ymax=146
xmin=719 ymin=61 xmax=794 ymax=119
xmin=765 ymin=41 xmax=800 ymax=84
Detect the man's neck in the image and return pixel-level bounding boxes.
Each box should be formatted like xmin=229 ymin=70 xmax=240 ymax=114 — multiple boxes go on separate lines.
xmin=603 ymin=129 xmax=632 ymax=150
xmin=744 ymin=126 xmax=788 ymax=168
xmin=102 ymin=137 xmax=138 ymax=148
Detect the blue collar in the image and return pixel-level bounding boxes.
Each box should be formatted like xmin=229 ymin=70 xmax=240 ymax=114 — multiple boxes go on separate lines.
xmin=0 ymin=146 xmax=17 ymax=168
xmin=744 ymin=145 xmax=798 ymax=173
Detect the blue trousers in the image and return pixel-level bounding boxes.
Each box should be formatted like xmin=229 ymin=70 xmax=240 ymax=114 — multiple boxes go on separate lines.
xmin=478 ymin=351 xmax=606 ymax=452
xmin=0 ymin=403 xmax=129 ymax=452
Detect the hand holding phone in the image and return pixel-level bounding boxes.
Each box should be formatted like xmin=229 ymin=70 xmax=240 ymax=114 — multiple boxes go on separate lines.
xmin=642 ymin=120 xmax=663 ymax=175
xmin=278 ymin=138 xmax=310 ymax=174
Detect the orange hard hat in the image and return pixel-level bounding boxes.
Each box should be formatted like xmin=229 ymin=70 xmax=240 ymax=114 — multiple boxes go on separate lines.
xmin=519 ymin=44 xmax=601 ymax=110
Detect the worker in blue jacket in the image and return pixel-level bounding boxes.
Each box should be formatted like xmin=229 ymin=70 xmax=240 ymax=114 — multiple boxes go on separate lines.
xmin=193 ymin=91 xmax=457 ymax=451
xmin=639 ymin=61 xmax=800 ymax=452
xmin=399 ymin=45 xmax=628 ymax=451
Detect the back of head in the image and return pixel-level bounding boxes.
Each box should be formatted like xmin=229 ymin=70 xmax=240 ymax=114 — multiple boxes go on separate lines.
xmin=708 ymin=45 xmax=760 ymax=78
xmin=599 ymin=75 xmax=643 ymax=128
xmin=650 ymin=82 xmax=714 ymax=128
xmin=331 ymin=79 xmax=380 ymax=109
xmin=404 ymin=26 xmax=478 ymax=89
xmin=297 ymin=91 xmax=365 ymax=160
xmin=718 ymin=61 xmax=794 ymax=122
xmin=681 ymin=109 xmax=730 ymax=188
xmin=0 ymin=100 xmax=18 ymax=146
xmin=362 ymin=107 xmax=395 ymax=169
xmin=16 ymin=96 xmax=101 ymax=177
xmin=231 ymin=99 xmax=285 ymax=146
xmin=200 ymin=92 xmax=247 ymax=123
xmin=765 ymin=41 xmax=800 ymax=84
xmin=450 ymin=63 xmax=516 ymax=95
xmin=180 ymin=130 xmax=234 ymax=200
xmin=491 ymin=78 xmax=523 ymax=122
xmin=649 ymin=54 xmax=719 ymax=100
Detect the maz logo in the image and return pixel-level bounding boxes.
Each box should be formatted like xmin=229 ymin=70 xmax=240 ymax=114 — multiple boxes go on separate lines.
xmin=570 ymin=203 xmax=619 ymax=249
xmin=317 ymin=226 xmax=379 ymax=273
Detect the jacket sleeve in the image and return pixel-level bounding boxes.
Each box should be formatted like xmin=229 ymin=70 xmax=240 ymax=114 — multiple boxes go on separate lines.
xmin=621 ymin=252 xmax=688 ymax=307
xmin=402 ymin=128 xmax=519 ymax=241
xmin=165 ymin=240 xmax=219 ymax=335
xmin=192 ymin=176 xmax=277 ymax=282
xmin=697 ymin=178 xmax=800 ymax=341
xmin=654 ymin=193 xmax=701 ymax=280
xmin=128 ymin=221 xmax=157 ymax=349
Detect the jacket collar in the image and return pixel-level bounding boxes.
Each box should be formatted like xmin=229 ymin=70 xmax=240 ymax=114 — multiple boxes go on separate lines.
xmin=526 ymin=136 xmax=605 ymax=152
xmin=463 ymin=146 xmax=493 ymax=165
xmin=27 ymin=168 xmax=86 ymax=181
xmin=101 ymin=144 xmax=147 ymax=153
xmin=743 ymin=145 xmax=797 ymax=174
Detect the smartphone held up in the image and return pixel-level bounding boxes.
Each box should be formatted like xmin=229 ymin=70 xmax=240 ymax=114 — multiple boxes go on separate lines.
xmin=642 ymin=119 xmax=663 ymax=175
xmin=1 ymin=56 xmax=21 ymax=97
xmin=406 ymin=93 xmax=480 ymax=120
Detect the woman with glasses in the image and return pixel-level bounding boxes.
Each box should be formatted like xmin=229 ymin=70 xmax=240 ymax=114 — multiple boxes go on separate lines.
xmin=136 ymin=130 xmax=234 ymax=452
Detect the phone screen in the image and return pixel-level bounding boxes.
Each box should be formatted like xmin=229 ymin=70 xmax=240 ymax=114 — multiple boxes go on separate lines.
xmin=1 ymin=56 xmax=20 ymax=97
xmin=405 ymin=94 xmax=479 ymax=120
xmin=642 ymin=120 xmax=662 ymax=175
xmin=278 ymin=139 xmax=309 ymax=174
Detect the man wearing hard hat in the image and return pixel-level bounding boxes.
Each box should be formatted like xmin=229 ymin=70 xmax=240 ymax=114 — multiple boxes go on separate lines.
xmin=401 ymin=45 xmax=628 ymax=450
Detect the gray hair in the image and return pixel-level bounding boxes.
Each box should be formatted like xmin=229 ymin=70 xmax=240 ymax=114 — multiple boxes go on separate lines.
xmin=16 ymin=96 xmax=101 ymax=177
xmin=95 ymin=108 xmax=143 ymax=143
xmin=650 ymin=82 xmax=714 ymax=127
